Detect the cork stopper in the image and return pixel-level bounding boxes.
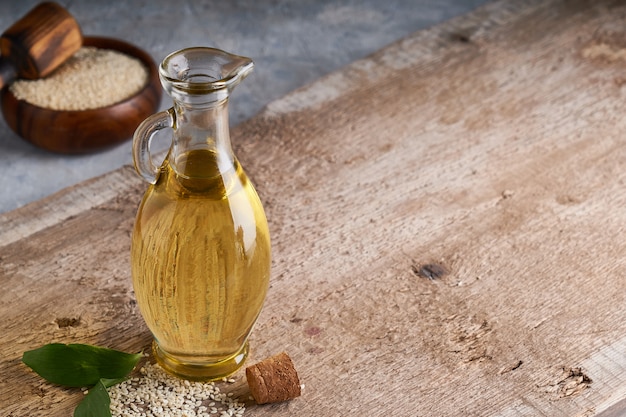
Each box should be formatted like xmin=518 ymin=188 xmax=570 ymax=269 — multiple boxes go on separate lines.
xmin=245 ymin=352 xmax=301 ymax=404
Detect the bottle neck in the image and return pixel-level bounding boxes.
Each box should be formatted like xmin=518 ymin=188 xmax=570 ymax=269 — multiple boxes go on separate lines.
xmin=170 ymin=97 xmax=234 ymax=178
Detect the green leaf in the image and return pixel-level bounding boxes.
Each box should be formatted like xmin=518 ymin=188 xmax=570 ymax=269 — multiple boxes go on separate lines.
xmin=22 ymin=343 xmax=141 ymax=387
xmin=100 ymin=377 xmax=128 ymax=388
xmin=73 ymin=379 xmax=112 ymax=417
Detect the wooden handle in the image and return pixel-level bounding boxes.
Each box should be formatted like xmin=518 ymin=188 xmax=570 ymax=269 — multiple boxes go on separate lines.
xmin=0 ymin=2 xmax=82 ymax=89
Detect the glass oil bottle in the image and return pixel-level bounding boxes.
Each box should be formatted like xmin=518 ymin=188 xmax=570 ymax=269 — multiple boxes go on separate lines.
xmin=130 ymin=47 xmax=270 ymax=381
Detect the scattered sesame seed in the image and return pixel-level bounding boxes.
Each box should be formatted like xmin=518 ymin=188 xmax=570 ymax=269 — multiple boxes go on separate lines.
xmin=108 ymin=363 xmax=246 ymax=417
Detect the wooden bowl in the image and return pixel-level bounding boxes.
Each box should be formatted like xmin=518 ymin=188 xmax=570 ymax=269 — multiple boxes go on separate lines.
xmin=0 ymin=36 xmax=162 ymax=154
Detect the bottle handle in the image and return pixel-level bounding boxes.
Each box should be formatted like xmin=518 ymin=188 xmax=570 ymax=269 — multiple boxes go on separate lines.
xmin=132 ymin=108 xmax=175 ymax=184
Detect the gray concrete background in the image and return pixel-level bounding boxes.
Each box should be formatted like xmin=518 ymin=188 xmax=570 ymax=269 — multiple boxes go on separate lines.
xmin=0 ymin=0 xmax=487 ymax=213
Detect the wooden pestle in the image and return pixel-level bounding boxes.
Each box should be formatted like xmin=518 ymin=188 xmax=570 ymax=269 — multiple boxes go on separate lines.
xmin=0 ymin=2 xmax=82 ymax=89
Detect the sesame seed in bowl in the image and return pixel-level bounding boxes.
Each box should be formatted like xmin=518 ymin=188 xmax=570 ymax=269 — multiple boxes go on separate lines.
xmin=1 ymin=36 xmax=162 ymax=154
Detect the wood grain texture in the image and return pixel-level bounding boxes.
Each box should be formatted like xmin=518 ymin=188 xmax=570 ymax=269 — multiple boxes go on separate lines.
xmin=2 ymin=0 xmax=626 ymax=415
xmin=0 ymin=1 xmax=82 ymax=85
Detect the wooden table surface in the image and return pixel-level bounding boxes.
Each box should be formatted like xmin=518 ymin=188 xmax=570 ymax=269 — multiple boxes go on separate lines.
xmin=3 ymin=0 xmax=626 ymax=415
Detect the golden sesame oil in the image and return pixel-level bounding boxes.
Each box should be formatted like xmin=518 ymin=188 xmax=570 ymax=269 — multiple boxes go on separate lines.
xmin=131 ymin=148 xmax=271 ymax=380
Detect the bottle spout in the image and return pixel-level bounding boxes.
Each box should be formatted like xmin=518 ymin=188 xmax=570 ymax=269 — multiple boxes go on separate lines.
xmin=160 ymin=47 xmax=253 ymax=104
